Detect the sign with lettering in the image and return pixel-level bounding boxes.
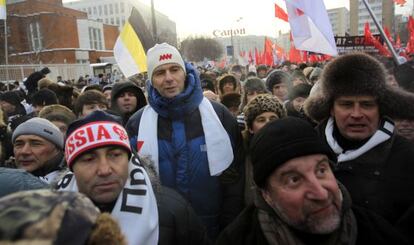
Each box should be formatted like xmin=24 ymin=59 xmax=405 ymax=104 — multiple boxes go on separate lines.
xmin=213 ymin=28 xmax=246 ymax=37
xmin=335 ymin=35 xmax=382 ymax=54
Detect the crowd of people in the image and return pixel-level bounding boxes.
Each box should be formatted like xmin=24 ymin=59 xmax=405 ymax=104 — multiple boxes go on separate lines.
xmin=0 ymin=42 xmax=414 ymax=245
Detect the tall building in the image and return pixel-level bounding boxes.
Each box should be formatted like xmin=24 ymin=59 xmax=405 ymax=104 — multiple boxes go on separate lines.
xmin=64 ymin=0 xmax=177 ymax=46
xmin=3 ymin=0 xmax=118 ymax=64
xmin=350 ymin=0 xmax=394 ymax=35
xmin=327 ymin=7 xmax=349 ymax=36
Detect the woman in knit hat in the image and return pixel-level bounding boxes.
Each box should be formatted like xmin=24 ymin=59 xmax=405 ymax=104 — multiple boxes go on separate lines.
xmin=242 ymin=94 xmax=286 ymax=206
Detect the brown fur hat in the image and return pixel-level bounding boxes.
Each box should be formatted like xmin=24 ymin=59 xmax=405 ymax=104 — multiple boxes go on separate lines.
xmin=304 ymin=52 xmax=414 ymax=122
xmin=244 ymin=94 xmax=286 ymax=130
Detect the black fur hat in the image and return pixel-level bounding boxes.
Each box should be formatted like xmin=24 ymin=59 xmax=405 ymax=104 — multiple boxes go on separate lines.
xmin=304 ymin=52 xmax=414 ymax=122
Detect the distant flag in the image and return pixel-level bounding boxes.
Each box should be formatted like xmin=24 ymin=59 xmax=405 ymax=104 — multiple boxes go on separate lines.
xmin=113 ymin=7 xmax=155 ymax=78
xmin=394 ymin=0 xmax=406 ymax=7
xmin=275 ymin=3 xmax=289 ymax=22
xmin=264 ymin=37 xmax=274 ymax=66
xmin=364 ymin=22 xmax=391 ymax=56
xmin=0 ymin=0 xmax=6 ymax=20
xmin=285 ymin=0 xmax=337 ymax=56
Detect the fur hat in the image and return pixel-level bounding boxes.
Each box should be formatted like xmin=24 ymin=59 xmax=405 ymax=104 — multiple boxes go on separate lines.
xmin=304 ymin=52 xmax=414 ymax=122
xmin=38 ymin=104 xmax=76 ymax=126
xmin=220 ymin=92 xmax=241 ymax=109
xmin=0 ymin=189 xmax=126 ymax=244
xmin=65 ymin=110 xmax=131 ymax=169
xmin=37 ymin=78 xmax=54 ymax=90
xmin=244 ymin=77 xmax=267 ymax=93
xmin=265 ymin=70 xmax=291 ymax=92
xmin=244 ymin=94 xmax=286 ymax=130
xmin=250 ymin=117 xmax=336 ymax=188
xmin=218 ymin=74 xmax=237 ymax=93
xmin=31 ymin=88 xmax=58 ymax=107
xmin=146 ymin=43 xmax=185 ymax=81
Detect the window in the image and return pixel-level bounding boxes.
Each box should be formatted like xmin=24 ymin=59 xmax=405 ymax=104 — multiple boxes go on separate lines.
xmin=111 ymin=17 xmax=114 ymax=24
xmin=93 ymin=6 xmax=97 ymax=15
xmin=88 ymin=27 xmax=103 ymax=50
xmin=104 ymin=5 xmax=108 ymax=15
xmin=116 ymin=17 xmax=120 ymax=26
xmin=88 ymin=7 xmax=92 ymax=15
xmin=120 ymin=2 xmax=125 ymax=13
xmin=28 ymin=21 xmax=43 ymax=51
xmin=115 ymin=3 xmax=119 ymax=14
xmin=99 ymin=6 xmax=102 ymax=15
xmin=109 ymin=4 xmax=113 ymax=14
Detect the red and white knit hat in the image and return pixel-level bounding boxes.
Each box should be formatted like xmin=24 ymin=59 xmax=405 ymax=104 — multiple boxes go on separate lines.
xmin=65 ymin=111 xmax=131 ymax=169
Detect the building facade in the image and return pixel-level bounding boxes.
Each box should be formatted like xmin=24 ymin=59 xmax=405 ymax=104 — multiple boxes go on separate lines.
xmin=350 ymin=0 xmax=394 ymax=35
xmin=63 ymin=0 xmax=177 ymax=46
xmin=327 ymin=7 xmax=349 ymax=36
xmin=3 ymin=0 xmax=118 ymax=64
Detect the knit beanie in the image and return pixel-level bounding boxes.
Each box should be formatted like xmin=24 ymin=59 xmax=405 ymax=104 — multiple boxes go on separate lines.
xmin=288 ymin=83 xmax=312 ymax=101
xmin=244 ymin=77 xmax=267 ymax=93
xmin=244 ymin=94 xmax=286 ymax=130
xmin=12 ymin=117 xmax=64 ymax=149
xmin=31 ymin=88 xmax=58 ymax=106
xmin=146 ymin=43 xmax=185 ymax=81
xmin=250 ymin=117 xmax=336 ymax=188
xmin=65 ymin=110 xmax=131 ymax=169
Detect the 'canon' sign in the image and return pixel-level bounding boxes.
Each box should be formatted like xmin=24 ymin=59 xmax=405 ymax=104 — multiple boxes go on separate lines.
xmin=213 ymin=28 xmax=246 ymax=37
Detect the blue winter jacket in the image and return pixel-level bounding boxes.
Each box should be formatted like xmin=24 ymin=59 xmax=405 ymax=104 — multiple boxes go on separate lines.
xmin=126 ymin=63 xmax=244 ymax=239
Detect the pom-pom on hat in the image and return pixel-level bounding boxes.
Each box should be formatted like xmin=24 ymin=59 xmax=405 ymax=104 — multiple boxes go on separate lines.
xmin=65 ymin=110 xmax=131 ymax=169
xmin=146 ymin=43 xmax=185 ymax=81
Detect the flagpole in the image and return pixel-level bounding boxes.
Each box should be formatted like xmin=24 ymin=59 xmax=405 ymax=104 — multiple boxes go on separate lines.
xmin=4 ymin=19 xmax=8 ymax=83
xmin=362 ymin=0 xmax=402 ymax=65
xmin=150 ymin=0 xmax=158 ymax=43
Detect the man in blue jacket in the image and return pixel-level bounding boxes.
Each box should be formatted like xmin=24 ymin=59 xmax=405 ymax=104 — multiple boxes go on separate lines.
xmin=126 ymin=43 xmax=244 ymax=240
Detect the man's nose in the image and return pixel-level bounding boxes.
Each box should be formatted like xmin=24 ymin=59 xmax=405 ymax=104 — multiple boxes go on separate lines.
xmin=97 ymin=157 xmax=112 ymax=176
xmin=305 ymin=177 xmax=329 ymax=201
xmin=350 ymin=105 xmax=363 ymax=118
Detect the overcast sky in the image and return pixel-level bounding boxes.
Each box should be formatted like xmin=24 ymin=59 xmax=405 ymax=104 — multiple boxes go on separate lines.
xmin=64 ymin=0 xmax=413 ymax=39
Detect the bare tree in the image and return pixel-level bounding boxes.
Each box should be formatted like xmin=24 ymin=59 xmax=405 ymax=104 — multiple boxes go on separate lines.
xmin=180 ymin=37 xmax=222 ymax=62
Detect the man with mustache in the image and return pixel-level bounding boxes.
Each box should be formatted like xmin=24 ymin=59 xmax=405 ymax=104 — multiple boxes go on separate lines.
xmin=217 ymin=117 xmax=408 ymax=244
xmin=305 ymin=53 xmax=414 ymax=241
xmin=58 ymin=110 xmax=210 ymax=245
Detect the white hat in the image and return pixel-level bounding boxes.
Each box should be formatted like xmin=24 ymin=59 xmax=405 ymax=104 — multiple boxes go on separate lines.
xmin=146 ymin=43 xmax=185 ymax=81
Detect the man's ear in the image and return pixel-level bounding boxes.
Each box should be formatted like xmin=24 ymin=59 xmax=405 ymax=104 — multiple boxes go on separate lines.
xmin=261 ymin=188 xmax=274 ymax=207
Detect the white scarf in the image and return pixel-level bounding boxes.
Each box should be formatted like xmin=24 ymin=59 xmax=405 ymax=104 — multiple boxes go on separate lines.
xmin=57 ymin=156 xmax=159 ymax=245
xmin=325 ymin=117 xmax=394 ymax=163
xmin=137 ymin=97 xmax=234 ymax=176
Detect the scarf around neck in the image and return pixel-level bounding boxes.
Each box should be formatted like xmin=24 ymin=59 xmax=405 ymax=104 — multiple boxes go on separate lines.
xmin=256 ymin=183 xmax=357 ymax=245
xmin=325 ymin=117 xmax=394 ymax=163
xmin=57 ymin=153 xmax=159 ymax=245
xmin=147 ymin=62 xmax=203 ymax=120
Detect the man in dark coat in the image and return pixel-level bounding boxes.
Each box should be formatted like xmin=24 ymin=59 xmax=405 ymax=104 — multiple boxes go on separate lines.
xmin=58 ymin=110 xmax=210 ymax=245
xmin=217 ymin=117 xmax=409 ymax=245
xmin=304 ymin=52 xmax=414 ymax=242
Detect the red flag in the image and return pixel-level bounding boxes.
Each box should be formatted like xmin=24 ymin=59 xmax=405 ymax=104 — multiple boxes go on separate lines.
xmin=406 ymin=16 xmax=414 ymax=54
xmin=248 ymin=50 xmax=253 ymax=64
xmin=364 ymin=22 xmax=391 ymax=56
xmin=396 ymin=34 xmax=401 ymax=49
xmin=302 ymin=51 xmax=308 ymax=63
xmin=383 ymin=26 xmax=394 ymax=45
xmin=275 ymin=4 xmax=289 ymax=22
xmin=394 ymin=0 xmax=406 ymax=6
xmin=255 ymin=47 xmax=260 ymax=65
xmin=264 ymin=37 xmax=274 ymax=66
xmin=289 ymin=43 xmax=301 ymax=63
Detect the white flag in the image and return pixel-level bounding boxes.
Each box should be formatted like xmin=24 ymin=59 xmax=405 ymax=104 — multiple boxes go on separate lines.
xmin=285 ymin=0 xmax=337 ymax=56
